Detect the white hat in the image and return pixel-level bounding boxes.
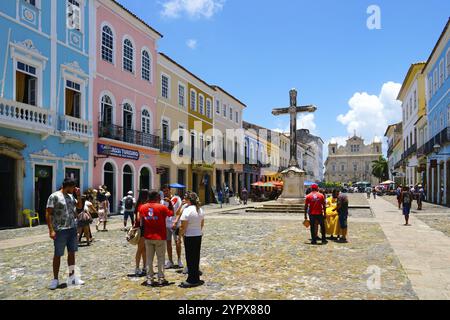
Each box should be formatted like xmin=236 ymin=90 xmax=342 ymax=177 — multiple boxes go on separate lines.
xmin=127 ymin=191 xmax=133 ymax=195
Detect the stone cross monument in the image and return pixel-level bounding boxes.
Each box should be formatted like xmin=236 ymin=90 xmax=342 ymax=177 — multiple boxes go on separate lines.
xmin=272 ymin=89 xmax=317 ymax=203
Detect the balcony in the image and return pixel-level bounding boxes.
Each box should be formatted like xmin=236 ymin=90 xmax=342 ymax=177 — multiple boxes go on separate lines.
xmin=0 ymin=97 xmax=55 ymax=137
xmin=60 ymin=115 xmax=92 ymax=143
xmin=98 ymin=122 xmax=160 ymax=150
xmin=424 ymin=127 xmax=450 ymax=155
xmin=402 ymin=144 xmax=417 ymax=160
xmin=160 ymin=139 xmax=175 ymax=153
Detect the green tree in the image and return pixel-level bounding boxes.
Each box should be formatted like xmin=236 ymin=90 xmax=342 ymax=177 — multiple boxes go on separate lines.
xmin=372 ymin=156 xmax=389 ymax=183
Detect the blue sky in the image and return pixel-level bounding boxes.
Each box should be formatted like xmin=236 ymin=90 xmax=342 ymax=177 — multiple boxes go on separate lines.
xmin=120 ymin=0 xmax=449 ymax=153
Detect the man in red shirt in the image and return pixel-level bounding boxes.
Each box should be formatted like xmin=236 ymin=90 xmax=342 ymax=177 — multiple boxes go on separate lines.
xmin=304 ymin=184 xmax=328 ymax=245
xmin=137 ymin=191 xmax=174 ymax=286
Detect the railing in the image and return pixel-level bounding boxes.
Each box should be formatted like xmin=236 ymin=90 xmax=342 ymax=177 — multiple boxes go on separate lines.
xmin=160 ymin=139 xmax=174 ymax=153
xmin=60 ymin=115 xmax=92 ymax=138
xmin=424 ymin=127 xmax=449 ymax=155
xmin=0 ymin=97 xmax=55 ymax=132
xmin=402 ymin=143 xmax=417 ymax=159
xmin=98 ymin=122 xmax=160 ymax=149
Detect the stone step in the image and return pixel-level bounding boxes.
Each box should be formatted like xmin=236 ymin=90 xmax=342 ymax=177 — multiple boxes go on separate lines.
xmin=246 ymin=208 xmax=305 ymax=213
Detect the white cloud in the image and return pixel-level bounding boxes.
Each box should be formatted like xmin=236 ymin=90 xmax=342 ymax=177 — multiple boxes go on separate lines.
xmin=161 ymin=0 xmax=225 ymax=19
xmin=186 ymin=39 xmax=198 ymax=49
xmin=298 ymin=113 xmax=317 ymax=135
xmin=337 ymin=81 xmax=402 ymax=144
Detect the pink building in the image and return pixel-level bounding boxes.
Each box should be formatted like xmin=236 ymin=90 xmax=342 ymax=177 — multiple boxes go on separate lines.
xmin=93 ymin=0 xmax=162 ymax=212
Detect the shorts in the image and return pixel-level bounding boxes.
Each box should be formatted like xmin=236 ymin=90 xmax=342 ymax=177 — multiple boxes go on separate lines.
xmin=54 ymin=228 xmax=78 ymax=257
xmin=166 ymin=227 xmax=180 ymax=242
xmin=403 ymin=205 xmax=411 ymax=216
xmin=124 ymin=211 xmax=135 ymax=221
xmin=338 ymin=213 xmax=348 ymax=229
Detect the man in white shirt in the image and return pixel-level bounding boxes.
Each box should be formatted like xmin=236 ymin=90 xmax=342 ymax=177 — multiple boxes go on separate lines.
xmin=161 ymin=185 xmax=183 ymax=269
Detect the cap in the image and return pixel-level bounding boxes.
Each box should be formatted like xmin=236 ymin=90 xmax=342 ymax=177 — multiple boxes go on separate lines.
xmin=311 ymin=184 xmax=319 ymax=190
xmin=127 ymin=191 xmax=133 ymax=195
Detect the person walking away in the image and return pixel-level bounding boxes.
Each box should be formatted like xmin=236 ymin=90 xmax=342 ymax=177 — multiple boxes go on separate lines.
xmin=241 ymin=188 xmax=248 ymax=205
xmin=78 ymin=194 xmax=96 ymax=245
xmin=179 ymin=192 xmax=205 ymax=288
xmin=218 ymin=189 xmax=224 ymax=208
xmin=46 ymin=178 xmax=84 ymax=290
xmin=304 ymin=184 xmax=327 ymax=245
xmin=400 ymin=186 xmax=413 ymax=226
xmin=334 ymin=191 xmax=349 ymax=243
xmin=372 ymin=187 xmax=377 ymax=199
xmin=161 ymin=185 xmax=183 ymax=269
xmin=137 ymin=191 xmax=174 ymax=286
xmin=365 ymin=186 xmax=372 ymax=199
xmin=133 ymin=189 xmax=149 ymax=277
xmin=96 ymin=190 xmax=108 ymax=231
xmin=122 ymin=191 xmax=136 ymax=231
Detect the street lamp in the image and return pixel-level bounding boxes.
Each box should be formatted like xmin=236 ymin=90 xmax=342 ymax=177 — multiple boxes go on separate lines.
xmin=433 ymin=144 xmax=450 ymax=156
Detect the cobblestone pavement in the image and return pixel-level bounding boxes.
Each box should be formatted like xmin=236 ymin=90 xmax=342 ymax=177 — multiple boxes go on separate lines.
xmin=0 ymin=212 xmax=417 ymax=300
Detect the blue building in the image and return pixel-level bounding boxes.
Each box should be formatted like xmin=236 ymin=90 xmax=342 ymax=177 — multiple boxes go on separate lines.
xmin=423 ymin=18 xmax=450 ymax=207
xmin=0 ymin=0 xmax=93 ymax=227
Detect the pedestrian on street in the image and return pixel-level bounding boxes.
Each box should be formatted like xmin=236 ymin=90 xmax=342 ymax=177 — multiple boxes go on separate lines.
xmin=78 ymin=194 xmax=95 ymax=245
xmin=417 ymin=185 xmax=425 ymax=210
xmin=132 ymin=189 xmax=149 ymax=277
xmin=372 ymin=187 xmax=377 ymax=199
xmin=334 ymin=191 xmax=349 ymax=243
xmin=400 ymin=186 xmax=413 ymax=226
xmin=179 ymin=192 xmax=205 ymax=288
xmin=396 ymin=185 xmax=403 ymax=209
xmin=365 ymin=186 xmax=372 ymax=199
xmin=218 ymin=189 xmax=224 ymax=208
xmin=122 ymin=191 xmax=136 ymax=230
xmin=304 ymin=184 xmax=328 ymax=245
xmin=96 ymin=189 xmax=108 ymax=232
xmin=46 ymin=178 xmax=84 ymax=290
xmin=241 ymin=187 xmax=248 ymax=205
xmin=137 ymin=191 xmax=174 ymax=286
xmin=161 ymin=185 xmax=183 ymax=269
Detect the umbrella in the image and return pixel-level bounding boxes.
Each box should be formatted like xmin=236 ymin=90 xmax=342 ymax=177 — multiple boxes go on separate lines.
xmin=169 ymin=183 xmax=186 ymax=189
xmin=381 ymin=180 xmax=395 ymax=185
xmin=251 ymin=181 xmax=265 ymax=187
xmin=272 ymin=181 xmax=284 ymax=187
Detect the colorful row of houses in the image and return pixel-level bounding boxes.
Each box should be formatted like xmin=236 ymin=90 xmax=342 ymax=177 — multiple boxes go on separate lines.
xmin=385 ymin=18 xmax=450 ymax=207
xmin=0 ymin=0 xmax=325 ymax=228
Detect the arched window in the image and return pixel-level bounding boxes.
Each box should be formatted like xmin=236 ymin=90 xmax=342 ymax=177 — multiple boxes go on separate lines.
xmin=142 ymin=50 xmax=151 ymax=82
xmin=141 ymin=109 xmax=151 ymax=134
xmin=102 ymin=25 xmax=114 ymax=63
xmin=101 ymin=95 xmax=113 ymax=125
xmin=199 ymin=95 xmax=204 ymax=115
xmin=139 ymin=167 xmax=151 ymax=190
xmin=123 ymin=39 xmax=134 ymax=73
xmin=123 ymin=165 xmax=133 ymax=197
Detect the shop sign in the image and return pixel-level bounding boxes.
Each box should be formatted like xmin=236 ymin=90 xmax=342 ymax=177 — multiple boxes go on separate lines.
xmin=97 ymin=144 xmax=139 ymax=161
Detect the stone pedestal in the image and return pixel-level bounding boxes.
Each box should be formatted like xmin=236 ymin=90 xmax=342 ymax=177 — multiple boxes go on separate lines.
xmin=277 ymin=166 xmax=306 ymax=204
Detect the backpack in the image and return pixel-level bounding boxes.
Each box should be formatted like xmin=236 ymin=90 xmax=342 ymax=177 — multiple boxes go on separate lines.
xmin=402 ymin=192 xmax=411 ymax=205
xmin=124 ymin=197 xmax=134 ymax=210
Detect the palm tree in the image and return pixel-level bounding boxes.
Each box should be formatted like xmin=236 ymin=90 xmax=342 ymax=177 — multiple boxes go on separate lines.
xmin=372 ymin=156 xmax=389 ymax=183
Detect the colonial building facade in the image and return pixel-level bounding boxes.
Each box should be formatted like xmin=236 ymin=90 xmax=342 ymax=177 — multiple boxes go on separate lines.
xmin=0 ymin=0 xmax=93 ymax=227
xmin=325 ymin=135 xmax=383 ymax=185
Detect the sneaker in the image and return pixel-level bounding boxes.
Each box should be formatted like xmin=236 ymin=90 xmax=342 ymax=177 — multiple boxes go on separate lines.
xmin=68 ymin=275 xmax=85 ymax=286
xmin=49 ymin=279 xmax=59 ymax=290
xmin=164 ymin=261 xmax=174 ymax=269
xmin=135 ymin=268 xmax=141 ymax=276
xmin=177 ymin=259 xmax=184 ymax=269
xmin=146 ymin=277 xmax=156 ymax=286
xmin=141 ymin=268 xmax=147 ymax=277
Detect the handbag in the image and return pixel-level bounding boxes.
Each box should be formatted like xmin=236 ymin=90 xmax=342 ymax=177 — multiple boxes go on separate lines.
xmin=303 ymin=219 xmax=311 ymax=229
xmin=79 ymin=211 xmax=93 ymax=224
xmin=127 ymin=227 xmax=141 ymax=245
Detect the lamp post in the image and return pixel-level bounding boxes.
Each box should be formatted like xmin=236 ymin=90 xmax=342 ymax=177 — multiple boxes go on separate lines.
xmin=433 ymin=144 xmax=450 ymax=156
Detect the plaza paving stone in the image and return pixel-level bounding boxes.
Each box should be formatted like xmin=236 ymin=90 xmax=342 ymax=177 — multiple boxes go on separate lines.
xmin=0 ymin=215 xmax=417 ymax=300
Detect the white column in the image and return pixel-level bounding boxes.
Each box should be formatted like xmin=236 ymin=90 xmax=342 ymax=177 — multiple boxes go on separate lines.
xmin=431 ymin=167 xmax=435 ymax=203
xmin=437 ymin=164 xmax=441 ymax=204
xmin=444 ymin=161 xmax=447 ymax=206
xmin=427 ymin=162 xmax=431 ymax=201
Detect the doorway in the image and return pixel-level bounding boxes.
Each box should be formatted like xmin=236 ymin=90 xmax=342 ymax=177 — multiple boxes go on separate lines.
xmin=192 ymin=173 xmax=198 ymax=194
xmin=0 ymin=156 xmax=16 ymax=228
xmin=140 ymin=167 xmax=150 ymax=190
xmin=104 ymin=162 xmax=115 ymax=212
xmin=123 ymin=165 xmax=133 ymax=197
xmin=35 ymin=165 xmax=53 ymax=223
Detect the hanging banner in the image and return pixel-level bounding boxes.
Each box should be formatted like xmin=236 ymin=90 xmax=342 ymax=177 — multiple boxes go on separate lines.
xmin=97 ymin=143 xmax=140 ymax=161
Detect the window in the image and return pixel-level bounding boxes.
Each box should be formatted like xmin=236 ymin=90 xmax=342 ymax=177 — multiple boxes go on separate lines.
xmin=414 ymin=90 xmax=417 ymax=109
xmin=190 ymin=90 xmax=197 ymax=111
xmin=353 ymin=164 xmax=358 ymax=172
xmin=67 ymin=0 xmax=81 ymax=31
xmin=206 ymin=99 xmax=212 ymax=118
xmin=25 ymin=0 xmax=37 ymax=6
xmin=161 ymin=74 xmax=169 ymax=99
xmin=65 ymin=80 xmax=81 ymax=118
xmin=447 ymin=49 xmax=450 ymax=79
xmin=142 ymin=109 xmax=151 ymax=134
xmin=223 ymin=104 xmax=227 ymax=117
xmin=229 ymin=107 xmax=233 ymax=120
xmin=123 ymin=39 xmax=134 ymax=73
xmin=433 ymin=69 xmax=438 ymax=94
xmin=141 ymin=50 xmax=151 ymax=82
xmin=341 ymin=164 xmax=345 ymax=172
xmin=235 ymin=111 xmax=239 ymax=123
xmin=198 ymin=95 xmax=204 ymax=115
xmin=101 ymin=95 xmax=113 ymax=125
xmin=162 ymin=119 xmax=169 ymax=142
xmin=439 ymin=59 xmax=444 ymax=87
xmin=101 ymin=25 xmax=114 ymax=63
xmin=123 ymin=103 xmax=133 ymax=130
xmin=178 ymin=84 xmax=185 ymax=107
xmin=15 ymin=61 xmax=37 ymax=106
xmin=428 ymin=77 xmax=433 ymax=101
xmin=215 ymin=100 xmax=220 ymax=114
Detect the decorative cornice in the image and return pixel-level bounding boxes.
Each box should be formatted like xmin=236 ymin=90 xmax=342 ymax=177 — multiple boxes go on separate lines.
xmin=65 ymin=153 xmax=83 ymax=161
xmin=30 ymin=148 xmax=57 ymax=158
